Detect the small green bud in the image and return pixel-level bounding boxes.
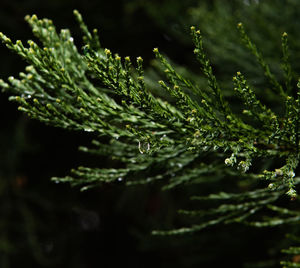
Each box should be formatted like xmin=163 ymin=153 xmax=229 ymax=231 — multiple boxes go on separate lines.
xmin=33 ymin=98 xmax=39 ymax=104
xmin=193 ymin=48 xmax=200 ymax=54
xmin=153 ymin=48 xmax=159 ymax=53
xmin=25 ymin=66 xmax=34 ymax=72
xmin=190 ymin=26 xmax=195 ymax=31
xmin=104 ymin=48 xmax=111 ymax=56
xmin=28 ymin=40 xmax=35 ymax=47
xmin=282 ymin=32 xmax=288 ymax=37
xmin=237 ymin=22 xmax=243 ymax=28
xmin=55 ymin=98 xmax=61 ymax=103
xmin=31 ymin=14 xmax=38 ymax=21
xmin=137 ymin=56 xmax=143 ymax=63
xmin=194 ymin=130 xmax=201 ymax=138
xmin=286 ymin=188 xmax=297 ymax=198
xmin=238 ymin=161 xmax=249 ymax=172
xmin=1 ymin=34 xmax=11 ymax=44
xmin=125 ymin=56 xmax=130 ymax=61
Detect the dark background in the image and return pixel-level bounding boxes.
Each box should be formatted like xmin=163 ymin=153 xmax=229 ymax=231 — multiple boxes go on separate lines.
xmin=0 ymin=1 xmax=295 ymax=267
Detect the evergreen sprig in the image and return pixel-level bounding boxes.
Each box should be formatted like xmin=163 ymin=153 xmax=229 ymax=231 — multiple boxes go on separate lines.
xmin=0 ymin=11 xmax=300 ymax=243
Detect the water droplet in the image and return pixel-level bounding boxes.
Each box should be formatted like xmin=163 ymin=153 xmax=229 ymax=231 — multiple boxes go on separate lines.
xmin=138 ymin=141 xmax=144 ymax=154
xmin=268 ymin=183 xmax=275 ymax=190
xmin=138 ymin=140 xmax=150 ymax=154
xmin=117 ymin=177 xmax=123 ymax=182
xmin=160 ymin=134 xmax=167 ymax=141
xmin=81 ymin=186 xmax=88 ymax=191
xmin=69 ymin=37 xmax=74 ymax=42
xmin=84 ymin=127 xmax=93 ymax=132
xmin=177 ymin=163 xmax=183 ymax=168
xmin=288 ymin=171 xmax=295 ymax=178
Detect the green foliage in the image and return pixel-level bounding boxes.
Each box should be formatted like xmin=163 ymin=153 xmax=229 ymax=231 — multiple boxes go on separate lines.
xmin=1 ymin=6 xmax=300 ymax=266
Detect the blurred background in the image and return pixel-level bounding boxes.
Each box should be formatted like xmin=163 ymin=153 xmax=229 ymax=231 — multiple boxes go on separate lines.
xmin=1 ymin=0 xmax=300 ymax=267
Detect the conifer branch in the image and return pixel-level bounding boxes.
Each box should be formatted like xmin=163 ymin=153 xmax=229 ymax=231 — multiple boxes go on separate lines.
xmin=237 ymin=22 xmax=285 ymax=97
xmin=0 ymin=11 xmax=300 ymax=241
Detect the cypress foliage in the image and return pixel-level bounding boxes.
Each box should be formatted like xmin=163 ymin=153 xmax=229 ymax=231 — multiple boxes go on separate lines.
xmin=1 ymin=5 xmax=300 ymax=266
